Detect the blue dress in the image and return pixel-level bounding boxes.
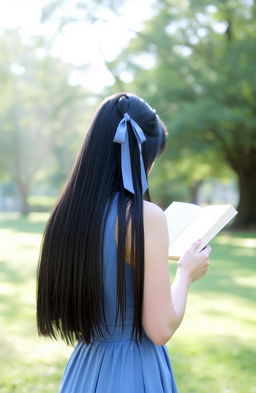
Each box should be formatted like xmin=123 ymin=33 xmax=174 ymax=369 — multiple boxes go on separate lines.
xmin=59 ymin=193 xmax=178 ymax=393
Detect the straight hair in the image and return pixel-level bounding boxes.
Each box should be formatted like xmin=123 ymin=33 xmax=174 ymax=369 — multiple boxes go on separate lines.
xmin=36 ymin=92 xmax=168 ymax=345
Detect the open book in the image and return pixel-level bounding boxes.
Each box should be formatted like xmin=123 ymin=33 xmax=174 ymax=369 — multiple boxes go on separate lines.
xmin=164 ymin=201 xmax=238 ymax=260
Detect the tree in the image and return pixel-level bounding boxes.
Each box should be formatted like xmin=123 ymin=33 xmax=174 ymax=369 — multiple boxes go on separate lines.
xmin=40 ymin=0 xmax=128 ymax=91
xmin=0 ymin=30 xmax=90 ymax=215
xmin=108 ymin=0 xmax=256 ymax=228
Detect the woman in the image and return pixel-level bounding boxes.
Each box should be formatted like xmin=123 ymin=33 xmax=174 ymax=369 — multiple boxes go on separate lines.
xmin=36 ymin=93 xmax=211 ymax=392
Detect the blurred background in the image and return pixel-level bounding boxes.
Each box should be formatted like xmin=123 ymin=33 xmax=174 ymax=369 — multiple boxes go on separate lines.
xmin=0 ymin=0 xmax=255 ymax=392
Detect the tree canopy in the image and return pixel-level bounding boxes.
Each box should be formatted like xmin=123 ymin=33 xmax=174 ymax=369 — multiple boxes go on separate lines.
xmin=0 ymin=30 xmax=91 ymax=214
xmin=108 ymin=0 xmax=256 ymax=227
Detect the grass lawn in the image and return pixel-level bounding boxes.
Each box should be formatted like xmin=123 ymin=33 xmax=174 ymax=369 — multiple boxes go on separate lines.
xmin=0 ymin=212 xmax=255 ymax=393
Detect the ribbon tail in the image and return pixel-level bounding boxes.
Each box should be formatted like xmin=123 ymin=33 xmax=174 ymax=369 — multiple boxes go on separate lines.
xmin=138 ymin=147 xmax=148 ymax=194
xmin=121 ymin=132 xmax=135 ymax=194
xmin=129 ymin=120 xmax=148 ymax=194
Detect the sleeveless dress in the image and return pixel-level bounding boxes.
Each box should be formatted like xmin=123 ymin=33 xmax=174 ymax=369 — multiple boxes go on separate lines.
xmin=58 ymin=193 xmax=178 ymax=393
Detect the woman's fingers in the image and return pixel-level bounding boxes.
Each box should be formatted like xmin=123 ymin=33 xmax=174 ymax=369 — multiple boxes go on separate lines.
xmin=199 ymin=244 xmax=212 ymax=257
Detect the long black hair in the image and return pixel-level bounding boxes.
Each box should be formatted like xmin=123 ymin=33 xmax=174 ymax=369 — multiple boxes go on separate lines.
xmin=36 ymin=92 xmax=168 ymax=345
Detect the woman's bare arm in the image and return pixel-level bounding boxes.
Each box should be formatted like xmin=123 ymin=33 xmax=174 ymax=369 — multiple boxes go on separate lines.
xmin=142 ymin=201 xmax=190 ymax=345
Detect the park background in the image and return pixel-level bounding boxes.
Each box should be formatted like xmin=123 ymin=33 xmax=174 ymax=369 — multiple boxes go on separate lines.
xmin=0 ymin=0 xmax=255 ymax=392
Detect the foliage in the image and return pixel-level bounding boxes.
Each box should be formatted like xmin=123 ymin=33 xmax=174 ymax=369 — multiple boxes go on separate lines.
xmin=0 ymin=30 xmax=92 ymax=214
xmin=109 ymin=0 xmax=256 ymax=225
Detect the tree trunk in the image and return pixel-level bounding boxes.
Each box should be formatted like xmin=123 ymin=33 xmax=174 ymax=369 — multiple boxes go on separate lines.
xmin=17 ymin=181 xmax=30 ymax=216
xmin=188 ymin=180 xmax=203 ymax=204
xmin=233 ymin=169 xmax=256 ymax=228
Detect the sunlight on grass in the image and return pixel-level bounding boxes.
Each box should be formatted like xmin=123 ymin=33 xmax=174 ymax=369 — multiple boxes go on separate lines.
xmin=215 ymin=232 xmax=256 ymax=248
xmin=0 ymin=212 xmax=255 ymax=393
xmin=0 ymin=212 xmax=72 ymax=393
xmin=233 ymin=275 xmax=256 ymax=287
xmin=167 ymin=229 xmax=256 ymax=393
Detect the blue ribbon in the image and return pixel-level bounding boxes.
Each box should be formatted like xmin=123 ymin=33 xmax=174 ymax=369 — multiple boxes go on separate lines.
xmin=113 ymin=112 xmax=148 ymax=194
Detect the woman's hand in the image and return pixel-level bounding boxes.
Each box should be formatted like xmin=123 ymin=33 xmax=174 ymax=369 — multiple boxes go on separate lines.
xmin=178 ymin=239 xmax=212 ymax=284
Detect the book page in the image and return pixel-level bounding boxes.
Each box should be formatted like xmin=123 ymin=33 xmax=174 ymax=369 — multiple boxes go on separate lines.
xmin=195 ymin=206 xmax=237 ymax=250
xmin=164 ymin=202 xmax=202 ymax=245
xmin=169 ymin=205 xmax=237 ymax=258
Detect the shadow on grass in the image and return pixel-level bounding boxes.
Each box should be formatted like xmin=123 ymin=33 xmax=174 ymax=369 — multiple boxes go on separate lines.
xmin=188 ymin=237 xmax=256 ymax=304
xmin=169 ymin=335 xmax=256 ymax=393
xmin=0 ymin=213 xmax=47 ymax=234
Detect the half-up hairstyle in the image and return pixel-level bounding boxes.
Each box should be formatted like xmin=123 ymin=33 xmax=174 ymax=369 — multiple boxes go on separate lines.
xmin=36 ymin=92 xmax=168 ymax=345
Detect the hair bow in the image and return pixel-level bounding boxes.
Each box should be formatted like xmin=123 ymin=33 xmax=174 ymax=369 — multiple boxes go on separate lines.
xmin=113 ymin=112 xmax=148 ymax=194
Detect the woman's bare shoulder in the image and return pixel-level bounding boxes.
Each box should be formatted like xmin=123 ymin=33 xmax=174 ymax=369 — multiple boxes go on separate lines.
xmin=143 ymin=200 xmax=167 ymax=224
xmin=120 ymin=200 xmax=167 ymax=265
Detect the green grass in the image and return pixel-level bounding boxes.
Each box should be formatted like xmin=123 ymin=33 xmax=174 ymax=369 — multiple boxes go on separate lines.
xmin=0 ymin=212 xmax=255 ymax=393
xmin=28 ymin=196 xmax=57 ymax=212
xmin=168 ymin=231 xmax=256 ymax=393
